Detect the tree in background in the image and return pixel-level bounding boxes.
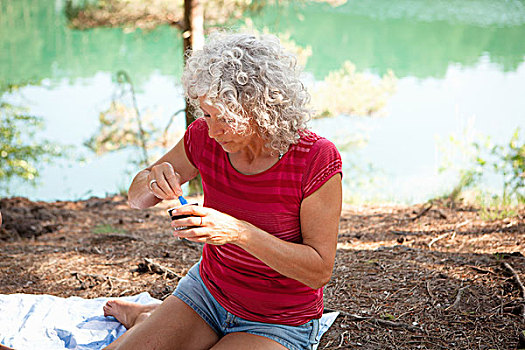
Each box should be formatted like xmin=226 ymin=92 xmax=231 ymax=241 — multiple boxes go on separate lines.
xmin=0 ymin=84 xmax=68 ymax=195
xmin=71 ymin=0 xmax=396 ymax=194
xmin=84 ymin=45 xmax=395 ymax=175
xmin=84 ymin=71 xmax=185 ymax=168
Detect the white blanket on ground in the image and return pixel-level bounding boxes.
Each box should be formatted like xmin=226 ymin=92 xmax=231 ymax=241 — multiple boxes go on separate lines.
xmin=0 ymin=292 xmax=338 ymax=349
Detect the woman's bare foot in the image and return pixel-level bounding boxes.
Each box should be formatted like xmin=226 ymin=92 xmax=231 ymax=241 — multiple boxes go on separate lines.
xmin=103 ymin=300 xmax=159 ymax=329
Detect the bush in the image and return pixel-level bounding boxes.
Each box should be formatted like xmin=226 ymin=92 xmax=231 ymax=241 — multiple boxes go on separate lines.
xmin=0 ymin=102 xmax=67 ymax=194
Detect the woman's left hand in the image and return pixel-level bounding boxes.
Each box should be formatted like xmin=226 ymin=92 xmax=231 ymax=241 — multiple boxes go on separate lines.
xmin=170 ymin=205 xmax=248 ymax=245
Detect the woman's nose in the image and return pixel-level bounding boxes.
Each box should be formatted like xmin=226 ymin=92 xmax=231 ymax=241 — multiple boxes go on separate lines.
xmin=207 ymin=118 xmax=225 ymax=138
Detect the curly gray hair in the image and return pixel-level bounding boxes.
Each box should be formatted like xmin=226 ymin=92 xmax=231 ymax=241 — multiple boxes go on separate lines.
xmin=182 ymin=31 xmax=312 ymax=154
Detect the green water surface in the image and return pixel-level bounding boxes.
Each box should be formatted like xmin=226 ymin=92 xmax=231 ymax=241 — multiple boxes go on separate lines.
xmin=1 ymin=0 xmax=524 ymax=202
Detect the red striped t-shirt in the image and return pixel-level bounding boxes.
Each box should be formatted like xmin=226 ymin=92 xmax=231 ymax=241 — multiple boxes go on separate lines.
xmin=183 ymin=118 xmax=342 ymax=326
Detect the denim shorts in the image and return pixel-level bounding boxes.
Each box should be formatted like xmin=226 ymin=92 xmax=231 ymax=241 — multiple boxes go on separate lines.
xmin=173 ymin=262 xmax=320 ymax=350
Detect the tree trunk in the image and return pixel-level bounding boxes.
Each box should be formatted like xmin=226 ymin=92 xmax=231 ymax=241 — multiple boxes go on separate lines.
xmin=183 ymin=0 xmax=204 ymax=128
xmin=183 ymin=0 xmax=204 ymax=194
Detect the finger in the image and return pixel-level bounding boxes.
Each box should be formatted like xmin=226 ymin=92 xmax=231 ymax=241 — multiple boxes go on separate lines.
xmin=172 ymin=216 xmax=204 ymax=228
xmin=149 ymin=162 xmax=180 ymax=199
xmin=148 ymin=180 xmax=164 ymax=199
xmin=164 ymin=171 xmax=183 ymax=197
xmin=149 ymin=181 xmax=172 ymax=200
xmin=155 ymin=173 xmax=176 ymax=199
xmin=184 ymin=236 xmax=209 ymax=244
xmin=158 ymin=162 xmax=182 ymax=197
xmin=147 ymin=167 xmax=166 ymax=198
xmin=170 ymin=204 xmax=208 ymax=217
xmin=173 ymin=227 xmax=207 ymax=240
xmin=170 ymin=216 xmax=201 ymax=231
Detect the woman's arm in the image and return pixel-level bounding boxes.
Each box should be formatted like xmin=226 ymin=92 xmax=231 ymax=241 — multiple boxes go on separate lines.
xmin=128 ymin=138 xmax=199 ymax=209
xmin=237 ymin=173 xmax=342 ymax=289
xmin=172 ymin=173 xmax=342 ymax=289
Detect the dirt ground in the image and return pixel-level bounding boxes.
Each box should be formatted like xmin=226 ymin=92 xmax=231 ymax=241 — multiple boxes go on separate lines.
xmin=0 ymin=195 xmax=524 ymax=349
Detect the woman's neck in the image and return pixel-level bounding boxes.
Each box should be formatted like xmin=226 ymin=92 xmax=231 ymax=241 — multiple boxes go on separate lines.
xmin=228 ymin=137 xmax=279 ymax=175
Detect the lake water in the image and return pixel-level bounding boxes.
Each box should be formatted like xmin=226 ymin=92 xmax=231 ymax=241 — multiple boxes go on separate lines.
xmin=1 ymin=0 xmax=524 ymax=203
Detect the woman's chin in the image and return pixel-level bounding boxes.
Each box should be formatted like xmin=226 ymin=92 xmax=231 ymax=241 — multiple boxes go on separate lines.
xmin=218 ymin=142 xmax=234 ymax=152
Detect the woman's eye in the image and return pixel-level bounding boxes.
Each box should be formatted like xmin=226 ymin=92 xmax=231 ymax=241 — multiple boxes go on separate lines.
xmin=203 ymin=113 xmax=211 ymax=118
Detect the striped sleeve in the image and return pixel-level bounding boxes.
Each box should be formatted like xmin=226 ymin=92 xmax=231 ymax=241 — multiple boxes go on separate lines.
xmin=301 ymin=138 xmax=342 ymax=198
xmin=183 ymin=118 xmax=207 ymax=169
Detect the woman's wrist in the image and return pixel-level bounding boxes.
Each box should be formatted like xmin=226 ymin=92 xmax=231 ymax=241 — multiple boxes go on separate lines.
xmin=233 ymin=220 xmax=256 ymax=248
xmin=128 ymin=170 xmax=160 ymax=209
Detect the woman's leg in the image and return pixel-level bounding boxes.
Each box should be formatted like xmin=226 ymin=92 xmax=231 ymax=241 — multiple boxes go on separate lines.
xmin=104 ymin=295 xmax=220 ymax=350
xmin=211 ymin=333 xmax=287 ymax=350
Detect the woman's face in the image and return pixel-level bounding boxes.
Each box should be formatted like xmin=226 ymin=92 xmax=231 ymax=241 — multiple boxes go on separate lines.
xmin=199 ymin=97 xmax=258 ymax=153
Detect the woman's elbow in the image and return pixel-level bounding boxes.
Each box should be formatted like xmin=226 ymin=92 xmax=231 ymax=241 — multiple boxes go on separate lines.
xmin=307 ymin=270 xmax=333 ymax=290
xmin=128 ymin=194 xmax=146 ymax=209
xmin=128 ymin=199 xmax=141 ymax=209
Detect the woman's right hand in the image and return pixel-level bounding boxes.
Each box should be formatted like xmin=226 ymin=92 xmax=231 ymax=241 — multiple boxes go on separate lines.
xmin=128 ymin=136 xmax=197 ymax=209
xmin=147 ymin=162 xmax=184 ymax=200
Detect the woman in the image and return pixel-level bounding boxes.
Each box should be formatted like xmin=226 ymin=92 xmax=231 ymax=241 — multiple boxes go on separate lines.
xmin=103 ymin=32 xmax=342 ymax=350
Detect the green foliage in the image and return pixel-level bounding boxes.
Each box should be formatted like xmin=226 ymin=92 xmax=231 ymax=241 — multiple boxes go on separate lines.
xmin=240 ymin=22 xmax=397 ymax=119
xmin=436 ymin=121 xmax=483 ymax=202
xmin=310 ymin=62 xmax=397 ymax=118
xmin=445 ymin=170 xmax=478 ymax=204
xmin=477 ymin=195 xmax=519 ymax=220
xmin=84 ymin=8 xmax=397 ymax=197
xmin=0 ymin=102 xmax=67 ymax=194
xmin=478 ymin=128 xmax=524 ymax=201
xmin=85 ymin=71 xmax=204 ymax=193
xmin=84 ymin=70 xmax=185 ymax=168
xmin=437 ymin=124 xmax=524 ymax=212
xmin=492 ymin=252 xmax=505 ymax=261
xmin=65 ymin=0 xmax=97 ymax=21
xmin=92 ymin=223 xmax=128 ymax=234
xmin=381 ymin=312 xmax=396 ymax=321
xmin=65 ymin=0 xmax=268 ymax=30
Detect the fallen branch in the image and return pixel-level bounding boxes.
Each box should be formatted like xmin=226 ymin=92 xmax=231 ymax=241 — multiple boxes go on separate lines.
xmin=71 ymin=272 xmax=129 ymax=289
xmin=324 ymin=308 xmax=420 ymax=332
xmin=435 ymin=208 xmax=448 ymax=220
xmin=426 ymin=280 xmax=437 ymax=307
xmin=454 ymin=220 xmax=471 ymax=230
xmin=71 ymin=272 xmax=128 ymax=283
xmin=469 ymin=266 xmax=494 ymax=275
xmin=502 ymin=262 xmax=525 ymax=299
xmin=428 ymin=232 xmax=450 ymax=248
xmin=373 ymin=318 xmax=420 ymax=332
xmin=137 ymin=258 xmax=181 ymax=279
xmin=338 ymin=330 xmax=348 ymax=348
xmin=503 ymin=304 xmax=525 ymax=318
xmin=428 ymin=220 xmax=471 ymax=248
xmin=410 ymin=202 xmax=433 ymax=221
xmin=391 ymin=230 xmax=423 ymax=236
xmin=103 ymin=258 xmax=133 ymax=266
xmin=445 ymin=285 xmax=469 ymax=311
